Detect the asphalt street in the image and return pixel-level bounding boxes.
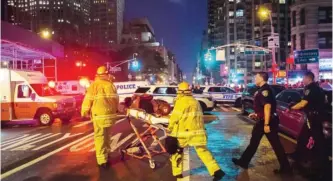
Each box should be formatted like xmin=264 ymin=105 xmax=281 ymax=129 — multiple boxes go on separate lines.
xmin=1 ymin=105 xmax=328 ymax=181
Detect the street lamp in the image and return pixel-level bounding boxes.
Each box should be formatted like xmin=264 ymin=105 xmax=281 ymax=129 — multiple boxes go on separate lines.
xmin=76 ymin=61 xmax=86 ymax=71
xmin=39 ymin=29 xmax=54 ymax=39
xmin=258 ymin=5 xmax=277 ymax=84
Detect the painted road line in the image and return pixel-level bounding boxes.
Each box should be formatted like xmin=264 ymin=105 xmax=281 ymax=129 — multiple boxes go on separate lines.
xmin=182 ymin=147 xmax=190 ymax=181
xmin=73 ymin=121 xmax=92 ymax=128
xmin=0 ymin=132 xmax=94 ymax=180
xmin=73 ymin=117 xmax=127 ymax=128
xmin=220 ymin=106 xmax=230 ymax=112
xmin=231 ymin=107 xmax=241 ymax=112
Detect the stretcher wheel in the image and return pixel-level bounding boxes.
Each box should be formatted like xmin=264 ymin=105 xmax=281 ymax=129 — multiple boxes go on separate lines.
xmin=149 ymin=159 xmax=156 ymax=169
xmin=120 ymin=150 xmax=125 ymax=161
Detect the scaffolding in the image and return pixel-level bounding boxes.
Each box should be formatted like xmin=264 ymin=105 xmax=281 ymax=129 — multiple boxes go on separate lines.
xmin=1 ymin=39 xmax=58 ymax=81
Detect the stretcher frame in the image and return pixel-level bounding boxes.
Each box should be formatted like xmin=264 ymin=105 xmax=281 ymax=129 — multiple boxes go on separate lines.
xmin=120 ymin=109 xmax=168 ymax=169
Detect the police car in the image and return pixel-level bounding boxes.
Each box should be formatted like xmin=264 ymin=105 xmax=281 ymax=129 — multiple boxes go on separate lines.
xmin=133 ymin=85 xmax=215 ymax=112
xmin=199 ymin=86 xmax=242 ymax=107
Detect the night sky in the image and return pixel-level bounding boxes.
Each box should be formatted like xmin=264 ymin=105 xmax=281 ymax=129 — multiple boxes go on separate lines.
xmin=125 ymin=0 xmax=207 ymax=79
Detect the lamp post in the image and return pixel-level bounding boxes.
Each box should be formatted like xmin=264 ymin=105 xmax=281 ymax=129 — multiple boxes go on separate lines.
xmin=258 ymin=6 xmax=277 ymax=84
xmin=38 ymin=29 xmax=54 ymax=39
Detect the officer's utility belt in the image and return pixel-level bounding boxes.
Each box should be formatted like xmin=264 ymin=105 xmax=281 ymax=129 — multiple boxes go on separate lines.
xmin=305 ymin=111 xmax=321 ymax=129
xmin=257 ymin=113 xmax=278 ymax=122
xmin=307 ymin=111 xmax=319 ymax=116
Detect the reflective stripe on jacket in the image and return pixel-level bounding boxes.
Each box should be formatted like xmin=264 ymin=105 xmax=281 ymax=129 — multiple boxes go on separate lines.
xmin=81 ymin=75 xmax=119 ymax=127
xmin=168 ymin=95 xmax=207 ymax=146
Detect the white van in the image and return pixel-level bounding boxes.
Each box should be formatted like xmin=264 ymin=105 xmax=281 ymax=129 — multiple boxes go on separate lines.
xmin=0 ymin=69 xmax=76 ymax=126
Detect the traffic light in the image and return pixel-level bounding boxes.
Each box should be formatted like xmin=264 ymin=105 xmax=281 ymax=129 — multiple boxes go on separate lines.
xmin=130 ymin=60 xmax=141 ymax=72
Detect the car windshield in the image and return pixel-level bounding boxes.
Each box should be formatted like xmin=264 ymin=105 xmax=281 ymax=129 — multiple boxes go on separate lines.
xmin=30 ymin=84 xmax=61 ymax=96
xmin=135 ymin=87 xmax=150 ymax=93
xmin=193 ymin=87 xmax=204 ymax=94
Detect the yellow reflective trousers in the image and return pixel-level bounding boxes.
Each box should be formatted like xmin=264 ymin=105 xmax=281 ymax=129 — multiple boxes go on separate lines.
xmin=81 ymin=75 xmax=118 ymax=165
xmin=168 ymin=95 xmax=221 ymax=176
xmin=170 ymin=146 xmax=221 ymax=176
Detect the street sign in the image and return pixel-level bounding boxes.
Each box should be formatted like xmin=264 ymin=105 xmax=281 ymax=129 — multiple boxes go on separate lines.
xmin=244 ymin=50 xmax=266 ymax=55
xmin=268 ymin=35 xmax=279 ymax=48
xmin=294 ymin=49 xmax=319 ymax=64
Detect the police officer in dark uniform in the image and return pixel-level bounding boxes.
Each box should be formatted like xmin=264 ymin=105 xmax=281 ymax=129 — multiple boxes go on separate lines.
xmin=232 ymin=72 xmax=291 ymax=174
xmin=289 ymin=71 xmax=328 ymax=179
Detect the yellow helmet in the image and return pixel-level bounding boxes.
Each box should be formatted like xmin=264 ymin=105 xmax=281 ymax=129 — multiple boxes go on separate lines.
xmin=177 ymin=81 xmax=191 ymax=95
xmin=96 ymin=66 xmax=108 ymax=75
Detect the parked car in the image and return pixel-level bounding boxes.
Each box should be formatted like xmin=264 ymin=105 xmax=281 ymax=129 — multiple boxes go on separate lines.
xmin=196 ymin=86 xmax=242 ymax=107
xmin=275 ymin=89 xmax=332 ymax=154
xmin=132 ymin=85 xmax=215 ymax=112
xmin=241 ymin=84 xmax=285 ymax=115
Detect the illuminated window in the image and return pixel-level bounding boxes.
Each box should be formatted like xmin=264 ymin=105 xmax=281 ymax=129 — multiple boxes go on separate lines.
xmin=229 ymin=11 xmax=234 ymax=17
xmin=236 ymin=9 xmax=244 ymax=17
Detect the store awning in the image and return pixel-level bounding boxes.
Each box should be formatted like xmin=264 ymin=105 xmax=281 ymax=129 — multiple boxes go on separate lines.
xmin=1 ymin=21 xmax=64 ymax=61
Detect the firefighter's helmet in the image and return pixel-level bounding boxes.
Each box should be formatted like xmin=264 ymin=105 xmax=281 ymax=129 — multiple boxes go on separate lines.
xmin=96 ymin=66 xmax=108 ymax=75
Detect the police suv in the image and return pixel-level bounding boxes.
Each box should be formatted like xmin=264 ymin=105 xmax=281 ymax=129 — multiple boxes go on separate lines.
xmin=198 ymin=86 xmax=242 ymax=107
xmin=133 ymin=85 xmax=215 ymax=112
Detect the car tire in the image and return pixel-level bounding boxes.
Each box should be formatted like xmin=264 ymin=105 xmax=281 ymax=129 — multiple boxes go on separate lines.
xmin=199 ymin=101 xmax=207 ymax=113
xmin=234 ymin=98 xmax=242 ymax=108
xmin=241 ymin=103 xmax=248 ymax=115
xmin=37 ymin=110 xmax=54 ymax=126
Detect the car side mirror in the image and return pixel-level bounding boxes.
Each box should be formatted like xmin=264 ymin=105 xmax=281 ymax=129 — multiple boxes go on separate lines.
xmin=30 ymin=93 xmax=36 ymax=101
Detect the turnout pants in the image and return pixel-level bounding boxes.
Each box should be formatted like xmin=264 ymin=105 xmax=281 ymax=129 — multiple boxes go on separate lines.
xmin=93 ymin=120 xmax=112 ymax=165
xmin=170 ymin=146 xmax=221 ymax=176
xmin=239 ymin=118 xmax=290 ymax=170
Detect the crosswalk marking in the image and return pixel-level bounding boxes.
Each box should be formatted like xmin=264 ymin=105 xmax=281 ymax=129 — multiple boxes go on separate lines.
xmin=215 ymin=104 xmax=241 ymax=112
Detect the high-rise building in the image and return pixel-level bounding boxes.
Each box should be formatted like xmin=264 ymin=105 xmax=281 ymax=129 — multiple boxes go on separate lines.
xmin=4 ymin=0 xmax=91 ymax=47
xmin=207 ymin=0 xmax=291 ymax=84
xmin=90 ymin=0 xmax=124 ymax=52
xmin=2 ymin=0 xmax=124 ymax=52
xmin=290 ymin=0 xmax=332 ymax=80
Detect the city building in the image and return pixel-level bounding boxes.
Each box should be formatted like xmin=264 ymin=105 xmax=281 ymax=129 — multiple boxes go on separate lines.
xmin=3 ymin=0 xmax=91 ymax=47
xmin=90 ymin=0 xmax=125 ymax=52
xmin=207 ymin=0 xmax=292 ymax=84
xmin=290 ymin=0 xmax=332 ymax=81
xmin=2 ymin=0 xmax=124 ymax=53
xmin=118 ymin=17 xmax=181 ymax=83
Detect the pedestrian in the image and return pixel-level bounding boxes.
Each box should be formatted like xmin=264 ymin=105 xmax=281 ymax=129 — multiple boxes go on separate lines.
xmin=168 ymin=81 xmax=225 ymax=181
xmin=288 ymin=71 xmax=329 ymax=179
xmin=232 ymin=72 xmax=291 ymax=175
xmin=81 ymin=66 xmax=119 ymax=169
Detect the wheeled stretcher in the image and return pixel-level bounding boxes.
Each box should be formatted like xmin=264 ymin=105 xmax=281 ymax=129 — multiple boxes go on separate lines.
xmin=120 ymin=109 xmax=169 ymax=169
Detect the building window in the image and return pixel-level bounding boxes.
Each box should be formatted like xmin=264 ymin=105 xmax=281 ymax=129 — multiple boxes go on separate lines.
xmin=236 ymin=9 xmax=244 ymax=17
xmin=292 ymin=11 xmax=296 ymax=27
xmin=318 ymin=7 xmax=332 ymax=24
xmin=279 ymin=0 xmax=286 ymax=4
xmin=300 ymin=33 xmax=305 ymax=49
xmin=229 ymin=11 xmax=234 ymax=17
xmin=292 ymin=35 xmax=296 ymax=50
xmin=318 ymin=32 xmax=332 ymax=49
xmin=300 ymin=9 xmax=305 ymax=25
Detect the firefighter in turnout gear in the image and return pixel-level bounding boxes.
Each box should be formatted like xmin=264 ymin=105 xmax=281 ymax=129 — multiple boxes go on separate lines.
xmin=168 ymin=82 xmax=225 ymax=181
xmin=81 ymin=66 xmax=119 ymax=169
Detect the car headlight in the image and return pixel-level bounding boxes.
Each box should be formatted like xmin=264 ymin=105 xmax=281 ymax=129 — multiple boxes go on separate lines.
xmin=322 ymin=121 xmax=332 ymax=138
xmin=53 ymin=102 xmax=63 ymax=109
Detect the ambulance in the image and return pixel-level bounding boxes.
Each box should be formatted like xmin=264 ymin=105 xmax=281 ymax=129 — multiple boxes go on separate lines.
xmin=0 ymin=69 xmax=76 ymax=126
xmin=55 ymin=80 xmax=149 ymax=103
